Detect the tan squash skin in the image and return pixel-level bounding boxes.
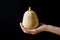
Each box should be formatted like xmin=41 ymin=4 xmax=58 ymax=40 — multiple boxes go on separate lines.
xmin=22 ymin=7 xmax=39 ymax=30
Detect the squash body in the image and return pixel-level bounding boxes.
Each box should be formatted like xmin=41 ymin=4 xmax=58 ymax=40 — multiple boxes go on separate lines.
xmin=22 ymin=7 xmax=39 ymax=29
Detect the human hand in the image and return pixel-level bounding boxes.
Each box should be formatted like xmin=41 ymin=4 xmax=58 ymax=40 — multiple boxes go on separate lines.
xmin=20 ymin=22 xmax=47 ymax=35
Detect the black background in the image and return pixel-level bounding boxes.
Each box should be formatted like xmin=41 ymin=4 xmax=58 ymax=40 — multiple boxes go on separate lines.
xmin=0 ymin=0 xmax=60 ymax=40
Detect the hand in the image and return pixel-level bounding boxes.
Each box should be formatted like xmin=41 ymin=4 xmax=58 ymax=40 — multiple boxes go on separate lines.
xmin=20 ymin=22 xmax=47 ymax=35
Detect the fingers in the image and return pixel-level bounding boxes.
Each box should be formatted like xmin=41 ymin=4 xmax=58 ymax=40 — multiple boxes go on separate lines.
xmin=20 ymin=23 xmax=24 ymax=29
xmin=20 ymin=23 xmax=36 ymax=34
xmin=20 ymin=22 xmax=28 ymax=33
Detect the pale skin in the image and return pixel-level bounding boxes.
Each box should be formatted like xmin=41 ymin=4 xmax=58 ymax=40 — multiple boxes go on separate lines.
xmin=20 ymin=22 xmax=60 ymax=35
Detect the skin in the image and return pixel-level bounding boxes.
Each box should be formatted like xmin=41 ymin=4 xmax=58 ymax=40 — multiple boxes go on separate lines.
xmin=45 ymin=25 xmax=60 ymax=35
xmin=20 ymin=22 xmax=60 ymax=35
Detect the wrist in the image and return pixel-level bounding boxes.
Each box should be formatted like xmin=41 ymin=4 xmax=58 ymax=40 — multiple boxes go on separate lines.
xmin=40 ymin=24 xmax=48 ymax=31
xmin=45 ymin=25 xmax=49 ymax=32
xmin=45 ymin=25 xmax=53 ymax=32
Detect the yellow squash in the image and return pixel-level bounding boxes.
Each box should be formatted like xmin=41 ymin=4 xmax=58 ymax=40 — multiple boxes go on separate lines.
xmin=22 ymin=7 xmax=39 ymax=29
